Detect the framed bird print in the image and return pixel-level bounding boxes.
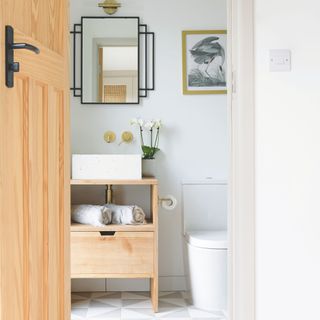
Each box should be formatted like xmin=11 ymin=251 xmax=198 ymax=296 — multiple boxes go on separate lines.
xmin=182 ymin=30 xmax=227 ymax=95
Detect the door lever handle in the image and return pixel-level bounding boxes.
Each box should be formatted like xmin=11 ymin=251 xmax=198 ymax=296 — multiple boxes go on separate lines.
xmin=5 ymin=25 xmax=41 ymax=88
xmin=11 ymin=43 xmax=40 ymax=54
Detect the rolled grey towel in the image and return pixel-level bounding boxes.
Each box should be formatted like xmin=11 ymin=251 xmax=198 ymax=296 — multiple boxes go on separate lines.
xmin=104 ymin=204 xmax=146 ymax=225
xmin=71 ymin=205 xmax=112 ymax=226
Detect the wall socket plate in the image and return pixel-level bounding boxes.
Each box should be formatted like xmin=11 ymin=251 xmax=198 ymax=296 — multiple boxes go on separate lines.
xmin=269 ymin=49 xmax=291 ymax=72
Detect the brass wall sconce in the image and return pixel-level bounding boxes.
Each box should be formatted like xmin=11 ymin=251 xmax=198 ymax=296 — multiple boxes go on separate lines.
xmin=98 ymin=0 xmax=121 ymax=15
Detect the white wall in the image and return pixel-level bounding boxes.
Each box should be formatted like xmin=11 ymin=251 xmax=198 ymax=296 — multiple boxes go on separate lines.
xmin=71 ymin=0 xmax=227 ymax=291
xmin=254 ymin=1 xmax=320 ymax=319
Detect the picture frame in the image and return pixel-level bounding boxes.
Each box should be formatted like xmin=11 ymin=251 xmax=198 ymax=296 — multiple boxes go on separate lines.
xmin=182 ymin=30 xmax=227 ymax=95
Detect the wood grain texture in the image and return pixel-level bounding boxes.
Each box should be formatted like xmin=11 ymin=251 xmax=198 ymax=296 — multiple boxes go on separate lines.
xmin=71 ymin=178 xmax=158 ymax=185
xmin=71 ymin=273 xmax=153 ymax=279
xmin=98 ymin=47 xmax=103 ymax=102
xmin=3 ymin=0 xmax=65 ymax=55
xmin=71 ymin=232 xmax=154 ymax=276
xmin=104 ymin=85 xmax=127 ymax=103
xmin=151 ymin=184 xmax=159 ymax=312
xmin=48 ymin=87 xmax=61 ymax=320
xmin=0 ymin=76 xmax=27 ymax=320
xmin=71 ymin=222 xmax=155 ymax=232
xmin=29 ymin=81 xmax=46 ymax=320
xmin=0 ymin=0 xmax=70 ymax=319
xmin=70 ymin=179 xmax=159 ymax=312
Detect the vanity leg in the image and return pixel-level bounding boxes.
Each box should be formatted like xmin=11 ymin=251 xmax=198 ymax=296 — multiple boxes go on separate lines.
xmin=150 ymin=277 xmax=158 ymax=312
xmin=150 ymin=183 xmax=159 ymax=312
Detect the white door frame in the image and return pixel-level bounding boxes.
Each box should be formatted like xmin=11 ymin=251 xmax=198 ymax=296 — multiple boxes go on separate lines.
xmin=229 ymin=0 xmax=255 ymax=319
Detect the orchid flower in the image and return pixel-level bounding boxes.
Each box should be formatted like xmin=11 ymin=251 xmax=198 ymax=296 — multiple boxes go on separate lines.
xmin=130 ymin=118 xmax=138 ymax=125
xmin=144 ymin=121 xmax=155 ymax=130
xmin=154 ymin=119 xmax=162 ymax=129
xmin=130 ymin=118 xmax=162 ymax=159
xmin=138 ymin=118 xmax=144 ymax=127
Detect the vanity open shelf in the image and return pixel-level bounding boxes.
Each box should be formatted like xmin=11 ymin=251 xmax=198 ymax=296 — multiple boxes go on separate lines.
xmin=70 ymin=178 xmax=158 ymax=312
xmin=71 ymin=221 xmax=155 ymax=232
xmin=70 ymin=177 xmax=158 ymax=185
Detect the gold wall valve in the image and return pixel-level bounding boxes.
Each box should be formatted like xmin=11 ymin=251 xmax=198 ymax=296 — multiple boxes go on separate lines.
xmin=120 ymin=131 xmax=134 ymax=144
xmin=104 ymin=131 xmax=116 ymax=143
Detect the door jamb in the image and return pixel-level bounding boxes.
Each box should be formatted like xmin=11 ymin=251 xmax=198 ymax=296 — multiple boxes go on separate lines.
xmin=228 ymin=0 xmax=255 ymax=319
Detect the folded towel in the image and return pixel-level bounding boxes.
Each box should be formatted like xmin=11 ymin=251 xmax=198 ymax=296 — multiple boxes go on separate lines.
xmin=71 ymin=205 xmax=112 ymax=227
xmin=104 ymin=204 xmax=146 ymax=225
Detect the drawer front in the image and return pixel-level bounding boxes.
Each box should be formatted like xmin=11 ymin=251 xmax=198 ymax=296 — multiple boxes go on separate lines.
xmin=71 ymin=231 xmax=154 ymax=276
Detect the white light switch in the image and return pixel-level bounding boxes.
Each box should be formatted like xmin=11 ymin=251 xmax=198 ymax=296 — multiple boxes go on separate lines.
xmin=269 ymin=50 xmax=291 ymax=72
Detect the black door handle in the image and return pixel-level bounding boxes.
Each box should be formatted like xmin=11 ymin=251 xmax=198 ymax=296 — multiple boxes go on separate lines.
xmin=5 ymin=25 xmax=40 ymax=88
xmin=11 ymin=43 xmax=40 ymax=54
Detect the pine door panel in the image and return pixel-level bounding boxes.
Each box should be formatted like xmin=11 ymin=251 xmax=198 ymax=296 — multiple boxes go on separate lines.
xmin=0 ymin=0 xmax=70 ymax=319
xmin=48 ymin=86 xmax=66 ymax=320
xmin=28 ymin=80 xmax=48 ymax=320
xmin=0 ymin=76 xmax=27 ymax=320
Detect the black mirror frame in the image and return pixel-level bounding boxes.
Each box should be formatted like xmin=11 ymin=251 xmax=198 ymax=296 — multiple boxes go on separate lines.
xmin=70 ymin=16 xmax=155 ymax=105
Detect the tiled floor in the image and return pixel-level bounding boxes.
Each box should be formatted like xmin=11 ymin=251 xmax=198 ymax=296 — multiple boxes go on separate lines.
xmin=71 ymin=291 xmax=227 ymax=320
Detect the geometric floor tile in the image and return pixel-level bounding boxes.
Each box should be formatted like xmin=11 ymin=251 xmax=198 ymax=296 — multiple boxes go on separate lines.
xmin=122 ymin=292 xmax=150 ymax=300
xmin=93 ymin=298 xmax=122 ymax=308
xmin=188 ymin=307 xmax=222 ymax=318
xmin=121 ymin=308 xmax=155 ymax=319
xmin=72 ymin=308 xmax=88 ymax=316
xmin=72 ymin=299 xmax=91 ymax=308
xmin=89 ymin=300 xmax=117 ymax=308
xmin=160 ymin=298 xmax=187 ymax=307
xmin=87 ymin=308 xmax=121 ymax=319
xmin=87 ymin=308 xmax=114 ymax=317
xmin=159 ymin=308 xmax=190 ymax=318
xmin=71 ymin=291 xmax=227 ymax=320
xmin=160 ymin=292 xmax=185 ymax=299
xmin=122 ymin=299 xmax=153 ymax=308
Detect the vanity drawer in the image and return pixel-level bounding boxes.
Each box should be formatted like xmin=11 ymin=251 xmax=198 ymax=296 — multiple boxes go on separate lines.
xmin=71 ymin=231 xmax=154 ymax=277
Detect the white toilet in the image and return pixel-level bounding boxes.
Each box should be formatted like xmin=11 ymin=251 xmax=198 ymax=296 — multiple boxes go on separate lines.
xmin=182 ymin=179 xmax=228 ymax=312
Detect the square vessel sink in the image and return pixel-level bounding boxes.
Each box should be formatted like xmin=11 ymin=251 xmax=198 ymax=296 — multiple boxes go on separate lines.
xmin=72 ymin=154 xmax=142 ymax=180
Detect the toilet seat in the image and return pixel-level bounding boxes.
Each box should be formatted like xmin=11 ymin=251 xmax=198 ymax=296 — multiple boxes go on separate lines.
xmin=186 ymin=230 xmax=228 ymax=249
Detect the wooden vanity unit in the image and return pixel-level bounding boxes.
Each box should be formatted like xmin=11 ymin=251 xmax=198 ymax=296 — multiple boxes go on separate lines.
xmin=70 ymin=178 xmax=158 ymax=312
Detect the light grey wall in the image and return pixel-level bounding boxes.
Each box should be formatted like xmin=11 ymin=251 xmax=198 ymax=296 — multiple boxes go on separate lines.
xmin=70 ymin=0 xmax=227 ymax=291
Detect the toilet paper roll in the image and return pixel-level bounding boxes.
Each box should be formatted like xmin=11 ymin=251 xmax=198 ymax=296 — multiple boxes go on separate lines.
xmin=161 ymin=195 xmax=177 ymax=211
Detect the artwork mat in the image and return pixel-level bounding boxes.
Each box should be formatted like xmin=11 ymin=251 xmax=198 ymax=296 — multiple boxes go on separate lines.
xmin=182 ymin=30 xmax=227 ymax=95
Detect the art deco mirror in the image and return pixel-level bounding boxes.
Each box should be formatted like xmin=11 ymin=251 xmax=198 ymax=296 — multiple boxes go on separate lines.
xmin=71 ymin=17 xmax=154 ymax=104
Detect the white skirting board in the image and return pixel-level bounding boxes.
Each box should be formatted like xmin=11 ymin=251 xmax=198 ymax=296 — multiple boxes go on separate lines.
xmin=71 ymin=276 xmax=187 ymax=292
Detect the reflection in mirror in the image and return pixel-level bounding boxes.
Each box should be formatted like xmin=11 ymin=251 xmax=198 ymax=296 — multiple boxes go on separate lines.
xmin=98 ymin=46 xmax=138 ymax=103
xmin=82 ymin=18 xmax=139 ymax=104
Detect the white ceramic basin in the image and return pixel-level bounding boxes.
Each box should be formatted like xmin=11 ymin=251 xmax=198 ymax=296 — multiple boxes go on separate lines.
xmin=72 ymin=154 xmax=142 ymax=180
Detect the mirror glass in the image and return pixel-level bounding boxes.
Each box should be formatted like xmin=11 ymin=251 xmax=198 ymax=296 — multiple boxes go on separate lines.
xmin=82 ymin=18 xmax=139 ymax=104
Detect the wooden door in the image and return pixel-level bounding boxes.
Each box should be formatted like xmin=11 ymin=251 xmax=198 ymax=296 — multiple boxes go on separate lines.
xmin=98 ymin=47 xmax=103 ymax=102
xmin=0 ymin=1 xmax=70 ymax=320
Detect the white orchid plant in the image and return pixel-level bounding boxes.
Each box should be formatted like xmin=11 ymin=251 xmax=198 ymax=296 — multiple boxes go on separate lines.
xmin=130 ymin=118 xmax=162 ymax=159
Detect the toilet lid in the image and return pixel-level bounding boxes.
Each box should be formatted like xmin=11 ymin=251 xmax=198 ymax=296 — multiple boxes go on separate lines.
xmin=186 ymin=230 xmax=228 ymax=249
